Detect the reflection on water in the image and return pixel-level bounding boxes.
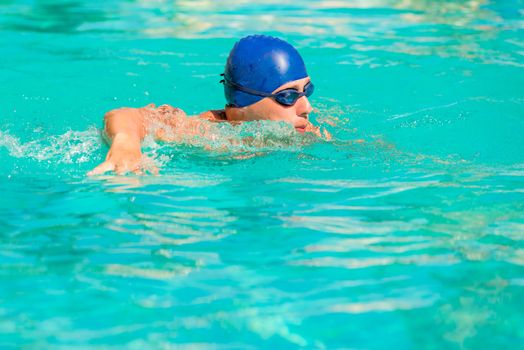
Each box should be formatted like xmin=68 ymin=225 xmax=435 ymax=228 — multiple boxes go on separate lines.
xmin=1 ymin=159 xmax=524 ymax=347
xmin=1 ymin=0 xmax=519 ymax=36
xmin=1 ymin=1 xmax=109 ymax=33
xmin=1 ymin=0 xmax=522 ymax=75
xmin=2 ymin=0 xmax=521 ymax=70
xmin=1 ymin=0 xmax=524 ymax=348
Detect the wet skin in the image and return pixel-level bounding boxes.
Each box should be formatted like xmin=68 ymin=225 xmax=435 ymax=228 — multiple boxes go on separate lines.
xmin=222 ymin=77 xmax=314 ymax=133
xmin=88 ymin=77 xmax=326 ymax=176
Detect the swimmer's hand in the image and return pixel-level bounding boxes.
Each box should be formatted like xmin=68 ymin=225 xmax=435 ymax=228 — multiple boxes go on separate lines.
xmin=88 ymin=133 xmax=158 ymax=176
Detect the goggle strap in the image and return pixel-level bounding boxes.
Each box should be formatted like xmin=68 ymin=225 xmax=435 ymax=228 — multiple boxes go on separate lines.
xmin=223 ymin=78 xmax=272 ymax=98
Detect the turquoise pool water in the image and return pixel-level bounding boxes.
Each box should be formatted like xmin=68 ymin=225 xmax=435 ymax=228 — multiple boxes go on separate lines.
xmin=1 ymin=0 xmax=524 ymax=348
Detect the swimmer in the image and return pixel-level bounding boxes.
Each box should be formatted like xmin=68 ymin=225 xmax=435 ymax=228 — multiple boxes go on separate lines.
xmin=89 ymin=35 xmax=327 ymax=175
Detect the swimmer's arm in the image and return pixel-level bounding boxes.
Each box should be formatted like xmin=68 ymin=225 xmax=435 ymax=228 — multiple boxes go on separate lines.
xmin=104 ymin=107 xmax=147 ymax=142
xmin=88 ymin=107 xmax=153 ymax=175
xmin=89 ymin=104 xmax=194 ymax=175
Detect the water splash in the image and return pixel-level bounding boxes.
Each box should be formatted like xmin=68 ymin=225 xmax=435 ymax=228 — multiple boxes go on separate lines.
xmin=0 ymin=127 xmax=101 ymax=164
xmin=142 ymin=118 xmax=331 ymax=169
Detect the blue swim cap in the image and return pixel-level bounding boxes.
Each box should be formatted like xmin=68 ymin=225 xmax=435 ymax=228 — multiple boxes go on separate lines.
xmin=222 ymin=35 xmax=308 ymax=108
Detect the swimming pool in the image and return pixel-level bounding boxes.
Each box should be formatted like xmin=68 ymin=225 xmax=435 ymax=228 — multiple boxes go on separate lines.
xmin=1 ymin=0 xmax=524 ymax=348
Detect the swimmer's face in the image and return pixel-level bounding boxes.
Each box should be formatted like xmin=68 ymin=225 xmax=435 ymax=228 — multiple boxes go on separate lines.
xmin=241 ymin=77 xmax=313 ymax=133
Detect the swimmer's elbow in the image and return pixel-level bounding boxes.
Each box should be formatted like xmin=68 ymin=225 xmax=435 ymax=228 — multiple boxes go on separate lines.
xmin=103 ymin=107 xmax=138 ymax=123
xmin=103 ymin=107 xmax=146 ymax=140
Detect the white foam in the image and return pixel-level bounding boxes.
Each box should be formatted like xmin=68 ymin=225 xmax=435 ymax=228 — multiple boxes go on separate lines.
xmin=0 ymin=127 xmax=102 ymax=164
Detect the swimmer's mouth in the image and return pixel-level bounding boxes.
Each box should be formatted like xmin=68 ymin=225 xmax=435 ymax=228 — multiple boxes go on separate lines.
xmin=295 ymin=126 xmax=306 ymax=134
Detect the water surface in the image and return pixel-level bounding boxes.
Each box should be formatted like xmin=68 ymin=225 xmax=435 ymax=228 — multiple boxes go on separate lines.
xmin=1 ymin=0 xmax=524 ymax=348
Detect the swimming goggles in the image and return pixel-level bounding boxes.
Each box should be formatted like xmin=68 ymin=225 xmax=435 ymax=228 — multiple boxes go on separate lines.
xmin=221 ymin=75 xmax=314 ymax=107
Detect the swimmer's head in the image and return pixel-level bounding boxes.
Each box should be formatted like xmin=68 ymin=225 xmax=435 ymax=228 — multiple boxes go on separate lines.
xmin=220 ymin=35 xmax=314 ymax=131
xmin=221 ymin=35 xmax=309 ymax=108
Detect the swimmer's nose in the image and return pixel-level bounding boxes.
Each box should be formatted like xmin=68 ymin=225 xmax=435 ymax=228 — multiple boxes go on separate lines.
xmin=297 ymin=96 xmax=313 ymax=118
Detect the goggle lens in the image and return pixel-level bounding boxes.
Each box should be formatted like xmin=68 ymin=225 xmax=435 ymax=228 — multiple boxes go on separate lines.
xmin=274 ymin=82 xmax=315 ymax=106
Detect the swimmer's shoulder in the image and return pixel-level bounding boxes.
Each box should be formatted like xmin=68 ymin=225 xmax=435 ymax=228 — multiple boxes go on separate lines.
xmin=139 ymin=103 xmax=186 ymax=116
xmin=137 ymin=103 xmax=188 ymax=124
xmin=137 ymin=104 xmax=228 ymax=125
xmin=138 ymin=104 xmax=226 ymax=122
